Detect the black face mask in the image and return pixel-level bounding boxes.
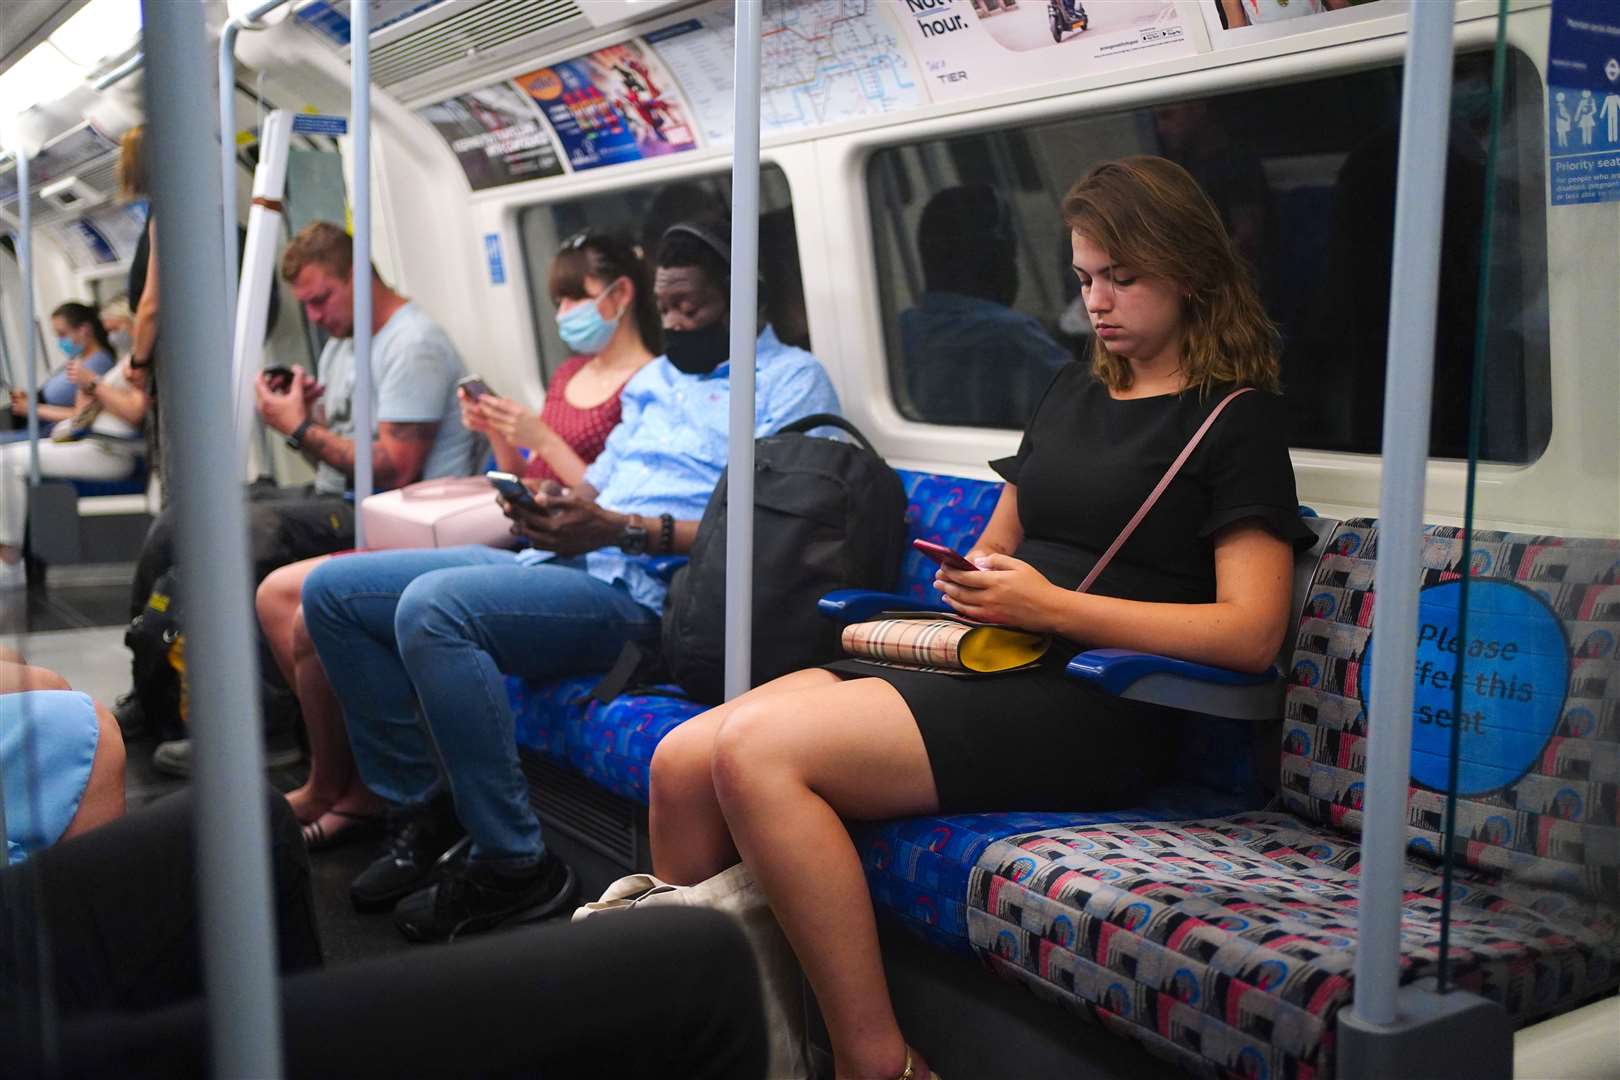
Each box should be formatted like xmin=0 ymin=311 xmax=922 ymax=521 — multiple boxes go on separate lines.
xmin=664 ymin=321 xmax=731 ymax=375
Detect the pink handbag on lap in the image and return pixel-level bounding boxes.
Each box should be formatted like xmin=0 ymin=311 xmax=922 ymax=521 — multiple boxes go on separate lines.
xmin=360 ymin=476 xmax=517 ymax=550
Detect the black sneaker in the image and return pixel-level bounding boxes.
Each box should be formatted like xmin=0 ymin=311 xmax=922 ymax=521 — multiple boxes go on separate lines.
xmin=349 ymin=796 xmax=463 ymax=913
xmin=113 ymin=692 xmax=147 ymax=740
xmin=393 ymin=852 xmax=577 ymax=944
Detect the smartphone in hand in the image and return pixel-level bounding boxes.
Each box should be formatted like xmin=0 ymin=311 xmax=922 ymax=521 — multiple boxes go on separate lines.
xmin=486 ymin=470 xmax=538 ymax=511
xmin=912 ymin=538 xmax=978 ymax=572
xmin=458 ymin=374 xmax=492 ymax=401
xmin=262 ymin=365 xmax=295 ymax=393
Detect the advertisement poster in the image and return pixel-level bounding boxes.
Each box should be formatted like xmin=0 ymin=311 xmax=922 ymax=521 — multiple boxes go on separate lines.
xmin=515 ymin=41 xmax=698 ymax=172
xmin=52 ymin=203 xmax=146 ymax=269
xmin=1198 ymin=0 xmax=1401 ymax=49
xmin=893 ymin=0 xmax=1194 ymax=103
xmin=417 ymin=85 xmax=563 ymax=190
xmin=1546 ymin=0 xmax=1620 ymax=205
xmin=646 ymin=1 xmax=923 ymax=145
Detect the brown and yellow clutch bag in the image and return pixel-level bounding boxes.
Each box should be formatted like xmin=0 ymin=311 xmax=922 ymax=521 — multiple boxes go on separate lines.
xmin=839 ymin=611 xmax=1048 ymax=675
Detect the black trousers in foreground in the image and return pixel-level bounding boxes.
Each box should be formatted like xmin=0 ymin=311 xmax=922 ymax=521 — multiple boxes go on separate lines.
xmin=3 ymin=792 xmax=767 ymax=1079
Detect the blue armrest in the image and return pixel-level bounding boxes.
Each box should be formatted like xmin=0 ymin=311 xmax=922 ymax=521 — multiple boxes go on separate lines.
xmin=1067 ymin=649 xmax=1276 ymax=695
xmin=817 ymin=589 xmax=948 ymax=624
xmin=646 ymin=556 xmax=688 ymax=582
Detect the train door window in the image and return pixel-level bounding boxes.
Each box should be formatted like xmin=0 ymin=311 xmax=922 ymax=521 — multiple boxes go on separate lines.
xmin=867 ymin=50 xmax=1551 ymax=464
xmin=516 ymin=166 xmax=805 ymax=383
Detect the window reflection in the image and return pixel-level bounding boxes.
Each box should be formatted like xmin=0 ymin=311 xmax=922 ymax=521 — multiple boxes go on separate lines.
xmin=870 ymin=51 xmax=1550 ymax=464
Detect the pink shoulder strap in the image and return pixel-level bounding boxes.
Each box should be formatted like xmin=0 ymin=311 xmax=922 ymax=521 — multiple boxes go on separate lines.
xmin=1075 ymin=386 xmax=1255 ymax=594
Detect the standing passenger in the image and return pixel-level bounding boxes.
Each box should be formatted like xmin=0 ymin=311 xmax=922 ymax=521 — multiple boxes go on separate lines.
xmin=648 ymin=157 xmax=1316 ymax=1080
xmin=301 ymin=218 xmax=841 ymax=941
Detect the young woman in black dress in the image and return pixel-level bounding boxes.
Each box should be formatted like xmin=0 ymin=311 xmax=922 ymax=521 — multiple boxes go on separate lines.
xmin=648 ymin=156 xmax=1316 ymax=1080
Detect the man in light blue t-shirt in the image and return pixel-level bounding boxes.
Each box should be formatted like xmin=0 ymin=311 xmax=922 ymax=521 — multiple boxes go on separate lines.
xmin=129 ymin=221 xmax=475 ymax=616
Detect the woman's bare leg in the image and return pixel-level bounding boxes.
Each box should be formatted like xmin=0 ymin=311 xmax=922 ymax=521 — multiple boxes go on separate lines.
xmin=256 ymin=557 xmax=330 ymax=822
xmin=648 ymin=668 xmax=842 ymax=885
xmin=257 ymin=557 xmax=324 ymax=687
xmin=292 ymin=606 xmax=384 ymax=835
xmin=60 ymin=700 xmax=126 ymax=840
xmin=0 ymin=661 xmax=71 ymax=693
xmin=710 ymin=677 xmax=940 ymax=1080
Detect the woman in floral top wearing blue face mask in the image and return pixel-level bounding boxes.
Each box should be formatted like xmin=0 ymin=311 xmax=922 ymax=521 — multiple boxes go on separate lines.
xmin=6 ymin=303 xmax=119 ymax=438
xmin=460 ymin=231 xmax=660 ymax=489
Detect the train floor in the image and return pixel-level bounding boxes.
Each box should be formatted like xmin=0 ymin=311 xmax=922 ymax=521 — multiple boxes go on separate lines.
xmin=7 ymin=562 xmax=412 ymax=970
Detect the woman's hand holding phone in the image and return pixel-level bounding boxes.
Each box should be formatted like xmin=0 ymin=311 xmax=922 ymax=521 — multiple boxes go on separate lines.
xmin=931 ymin=550 xmax=1061 ymax=631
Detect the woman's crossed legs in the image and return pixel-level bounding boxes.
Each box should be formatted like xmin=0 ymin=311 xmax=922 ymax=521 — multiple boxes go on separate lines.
xmin=649 ymin=669 xmax=940 ymax=1080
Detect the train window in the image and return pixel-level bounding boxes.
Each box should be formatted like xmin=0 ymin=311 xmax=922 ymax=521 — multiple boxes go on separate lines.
xmin=517 ymin=166 xmax=806 ymax=383
xmin=868 ymin=50 xmax=1551 ymax=464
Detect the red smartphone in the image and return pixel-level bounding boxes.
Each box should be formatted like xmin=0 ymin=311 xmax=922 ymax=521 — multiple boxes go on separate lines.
xmin=912 ymin=538 xmax=977 ymax=572
xmin=262 ymin=365 xmax=294 ymax=393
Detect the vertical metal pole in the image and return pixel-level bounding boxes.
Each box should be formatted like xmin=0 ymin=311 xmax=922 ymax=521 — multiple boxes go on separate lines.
xmin=1350 ymin=0 xmax=1456 ymax=1029
xmin=351 ymin=0 xmax=373 ymax=543
xmin=17 ymin=150 xmax=39 ymax=485
xmin=140 ymin=3 xmax=284 ymax=1075
xmin=723 ymin=0 xmax=762 ymax=702
xmin=221 ymin=20 xmax=242 ymax=334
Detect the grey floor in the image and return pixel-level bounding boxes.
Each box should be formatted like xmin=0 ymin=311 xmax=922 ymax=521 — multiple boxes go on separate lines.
xmin=8 ymin=564 xmax=409 ymax=968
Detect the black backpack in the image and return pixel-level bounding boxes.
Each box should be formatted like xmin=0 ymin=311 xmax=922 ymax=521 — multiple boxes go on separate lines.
xmin=660 ymin=414 xmax=907 ymax=705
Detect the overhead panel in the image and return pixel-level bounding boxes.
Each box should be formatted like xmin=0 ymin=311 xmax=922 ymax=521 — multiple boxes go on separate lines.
xmin=370 ymin=0 xmax=583 ymax=90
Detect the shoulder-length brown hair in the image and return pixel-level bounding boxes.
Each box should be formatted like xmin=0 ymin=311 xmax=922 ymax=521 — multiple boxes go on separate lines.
xmin=1061 ymin=155 xmax=1279 ymax=396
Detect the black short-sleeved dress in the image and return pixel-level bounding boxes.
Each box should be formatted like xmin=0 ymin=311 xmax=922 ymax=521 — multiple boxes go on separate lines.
xmin=827 ymin=365 xmax=1318 ymax=812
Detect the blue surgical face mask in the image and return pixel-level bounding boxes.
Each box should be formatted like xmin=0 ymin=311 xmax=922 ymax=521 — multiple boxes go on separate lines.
xmin=556 ymin=281 xmax=624 ymax=355
xmin=58 ymin=335 xmax=84 ymax=358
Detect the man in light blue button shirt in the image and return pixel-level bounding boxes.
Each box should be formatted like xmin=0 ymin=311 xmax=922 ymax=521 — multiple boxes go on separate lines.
xmin=303 ymin=219 xmax=839 ymax=941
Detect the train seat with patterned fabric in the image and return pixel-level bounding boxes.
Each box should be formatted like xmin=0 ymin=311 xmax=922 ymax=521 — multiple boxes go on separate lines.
xmin=958 ymin=519 xmax=1620 ymax=1078
xmin=504 ymin=470 xmax=1285 ymax=958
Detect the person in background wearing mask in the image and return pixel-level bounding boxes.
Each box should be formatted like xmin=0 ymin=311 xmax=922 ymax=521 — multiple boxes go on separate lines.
xmin=100 ymin=296 xmax=136 ymax=360
xmin=1 ymin=304 xmax=148 ymax=591
xmin=254 ymin=230 xmax=659 ymax=851
xmin=300 ymin=217 xmax=840 ymax=942
xmin=6 ymin=302 xmax=121 ymax=440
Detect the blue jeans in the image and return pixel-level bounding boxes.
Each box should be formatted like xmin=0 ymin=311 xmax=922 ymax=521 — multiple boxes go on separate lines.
xmin=301 ymin=546 xmax=660 ymax=865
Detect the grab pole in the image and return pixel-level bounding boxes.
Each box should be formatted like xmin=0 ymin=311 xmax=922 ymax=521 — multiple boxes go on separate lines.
xmin=351 ymin=0 xmax=373 ymax=543
xmin=220 ymin=0 xmax=293 ymax=343
xmin=1349 ymin=0 xmax=1456 ymax=1029
xmin=17 ymin=149 xmax=39 ymax=485
xmin=723 ymin=0 xmax=762 ymax=701
xmin=141 ymin=2 xmax=284 ymax=1073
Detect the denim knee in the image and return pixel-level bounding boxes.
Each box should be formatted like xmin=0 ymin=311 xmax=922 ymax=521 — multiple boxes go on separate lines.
xmin=394 ymin=573 xmax=469 ymax=660
xmin=299 ymin=556 xmax=349 ymax=633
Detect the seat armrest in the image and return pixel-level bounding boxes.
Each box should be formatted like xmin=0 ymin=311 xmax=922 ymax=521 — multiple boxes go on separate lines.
xmin=646 ymin=556 xmax=688 ymax=582
xmin=817 ymin=590 xmax=947 ymax=624
xmin=1067 ymin=649 xmax=1282 ymax=720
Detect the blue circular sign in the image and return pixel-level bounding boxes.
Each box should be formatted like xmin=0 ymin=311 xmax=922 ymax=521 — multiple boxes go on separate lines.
xmin=1361 ymin=580 xmax=1568 ymax=796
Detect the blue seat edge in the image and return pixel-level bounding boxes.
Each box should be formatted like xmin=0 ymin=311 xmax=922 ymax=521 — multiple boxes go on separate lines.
xmin=1065 ymin=648 xmax=1277 ymax=697
xmin=818 ymin=589 xmax=949 ymax=623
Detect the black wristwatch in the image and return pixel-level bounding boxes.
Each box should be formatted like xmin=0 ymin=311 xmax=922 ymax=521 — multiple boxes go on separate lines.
xmin=618 ymin=514 xmax=649 ymax=555
xmin=285 ymin=417 xmax=315 ymax=451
